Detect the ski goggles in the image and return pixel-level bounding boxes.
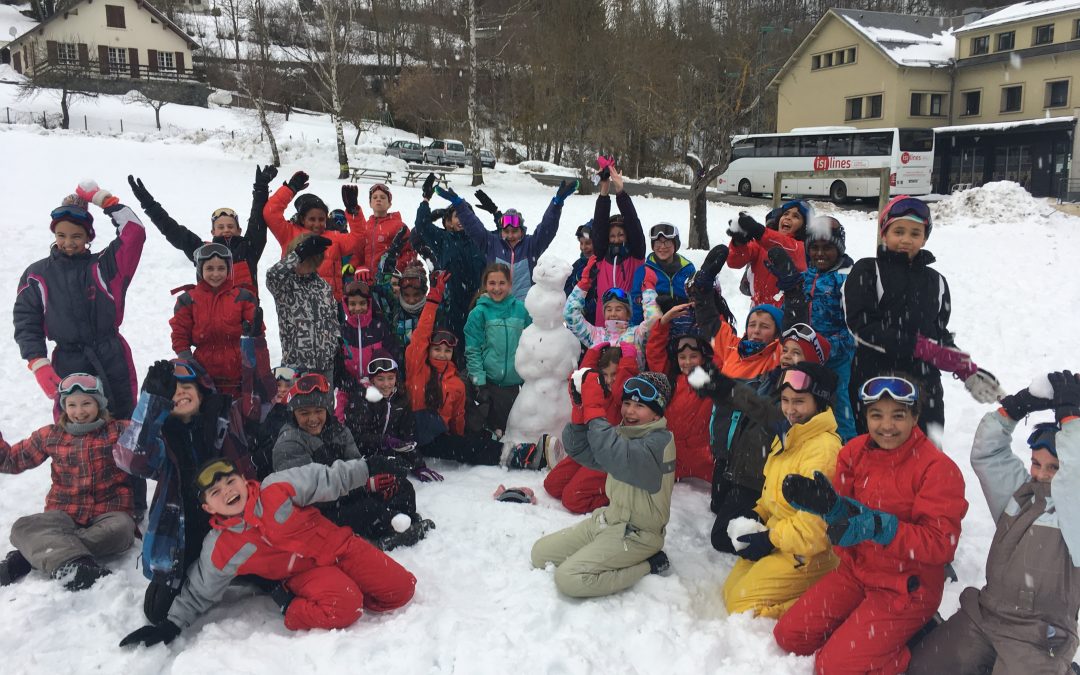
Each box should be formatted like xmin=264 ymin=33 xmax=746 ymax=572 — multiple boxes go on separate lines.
xmin=674 ymin=336 xmax=705 ymax=354
xmin=602 ymin=287 xmax=630 ymax=305
xmin=575 ymin=224 xmax=591 ymax=240
xmin=273 ymin=366 xmax=298 ymax=383
xmin=858 ymin=376 xmax=918 ymax=405
xmin=211 ymin=207 xmax=238 ymax=223
xmin=782 ymin=323 xmax=828 ymax=363
xmin=367 ymin=357 xmax=398 ymax=375
xmin=882 ymin=197 xmax=931 ymax=226
xmin=50 ymin=205 xmax=93 ymax=226
xmin=193 ymin=458 xmax=240 ymax=495
xmin=777 ymin=368 xmax=815 ymax=393
xmin=1028 ymin=422 xmax=1059 ymax=455
xmin=499 ymin=212 xmax=523 ymax=229
xmin=369 ymin=184 xmax=392 ymax=199
xmin=623 ymin=376 xmax=664 ymax=404
xmin=58 ymin=373 xmax=103 ymax=397
xmin=289 ymin=373 xmax=330 ymax=398
xmin=193 ymin=242 xmax=232 ymax=263
xmin=649 ymin=222 xmax=678 ymax=241
xmin=400 ymin=276 xmax=426 ymax=290
xmin=431 ymin=330 xmax=458 ymax=348
xmin=344 ymin=280 xmax=372 ymax=298
xmin=330 ymin=209 xmax=348 ymax=227
xmin=172 ymin=361 xmax=201 ymax=382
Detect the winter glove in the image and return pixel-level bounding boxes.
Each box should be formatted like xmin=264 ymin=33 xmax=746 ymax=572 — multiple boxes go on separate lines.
xmin=689 ymin=362 xmax=734 ymax=403
xmin=126 ymin=175 xmax=154 ymax=207
xmin=411 ymin=463 xmax=444 ymax=482
xmin=367 ymin=473 xmax=399 ymax=501
xmin=781 ymin=471 xmax=845 ymax=522
xmin=286 ymin=171 xmax=309 ymax=193
xmin=579 ymin=370 xmax=609 ymax=422
xmin=1049 ymin=370 xmax=1080 ymax=422
xmin=141 ymin=360 xmax=177 ymax=400
xmin=735 ymin=530 xmax=774 ymax=562
xmin=255 ymin=164 xmax=278 ymax=187
xmin=422 ymin=173 xmax=437 ymax=201
xmin=568 ymin=368 xmax=602 ymax=425
xmin=28 ymin=358 xmax=61 ymax=400
xmin=341 ymin=184 xmax=359 ymax=215
xmin=999 ymin=387 xmax=1052 ymax=421
xmin=696 ymin=244 xmax=729 ymax=284
xmin=553 ymin=179 xmax=578 ymax=206
xmin=474 ymin=189 xmax=500 ymax=219
xmin=964 ymin=368 xmax=1006 ymax=405
xmin=365 ymin=454 xmax=408 ymax=477
xmin=119 ymin=620 xmax=181 ymax=648
xmin=76 ymin=180 xmax=119 ymax=209
xmin=434 ymin=185 xmax=462 ymax=206
xmin=826 ymin=499 xmax=899 ymax=548
xmin=595 ymin=155 xmax=613 ymax=183
xmin=764 ymin=247 xmax=802 ymax=292
xmin=295 ymin=235 xmax=332 ymax=263
xmin=913 ymin=333 xmax=972 ymax=374
xmin=576 ymin=256 xmax=598 ymax=292
xmin=242 ymin=307 xmax=264 ymax=339
xmin=731 ymin=212 xmax=766 ymax=241
xmin=354 ymin=266 xmax=373 ymax=285
xmin=426 ymin=271 xmax=450 ymax=303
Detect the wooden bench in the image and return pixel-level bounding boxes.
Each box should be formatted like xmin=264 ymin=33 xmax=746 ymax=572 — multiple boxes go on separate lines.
xmin=347 ymin=166 xmax=394 ymax=184
xmin=403 ymin=164 xmax=453 ymax=188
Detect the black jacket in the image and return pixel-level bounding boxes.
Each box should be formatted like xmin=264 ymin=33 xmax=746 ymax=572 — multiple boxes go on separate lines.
xmin=410 ymin=201 xmax=486 ymax=338
xmin=344 ymin=388 xmax=417 ymax=463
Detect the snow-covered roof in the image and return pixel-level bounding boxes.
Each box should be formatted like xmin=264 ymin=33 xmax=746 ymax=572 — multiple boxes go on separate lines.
xmin=934 ymin=115 xmax=1076 ymax=133
xmin=957 ymin=0 xmax=1080 ymax=32
xmin=833 ymin=9 xmax=960 ymax=66
xmin=0 ymin=3 xmax=39 ymax=44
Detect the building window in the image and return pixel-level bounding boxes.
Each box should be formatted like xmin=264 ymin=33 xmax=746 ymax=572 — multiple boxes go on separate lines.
xmin=157 ymin=51 xmax=175 ymax=70
xmin=811 ymin=54 xmax=820 ymax=70
xmin=996 ymin=31 xmax=1015 ymax=51
xmin=910 ymin=93 xmax=924 ymax=116
xmin=929 ymin=93 xmax=944 ymax=116
xmin=1033 ymin=24 xmax=1054 ymax=45
xmin=1075 ymin=18 xmax=1080 ymax=39
xmin=107 ymin=46 xmax=127 ymax=73
xmin=845 ymin=97 xmax=863 ymax=121
xmin=57 ymin=42 xmax=78 ymax=64
xmin=1046 ymin=80 xmax=1069 ymax=108
xmin=1001 ymin=85 xmax=1023 ymax=112
xmin=971 ymin=35 xmax=989 ymax=55
xmin=961 ymin=90 xmax=981 ymax=116
xmin=846 ymin=47 xmax=856 ymax=63
xmin=867 ymin=94 xmax=882 ymax=119
xmin=823 ymin=52 xmax=833 ymax=67
xmin=105 ymin=5 xmax=126 ymax=28
xmin=811 ymin=47 xmax=856 ymax=72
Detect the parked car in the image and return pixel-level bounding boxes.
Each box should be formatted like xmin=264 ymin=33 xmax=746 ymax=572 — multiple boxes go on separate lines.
xmin=424 ymin=139 xmax=467 ymax=167
xmin=385 ymin=139 xmax=425 ymax=164
xmin=479 ymin=149 xmax=496 ymax=169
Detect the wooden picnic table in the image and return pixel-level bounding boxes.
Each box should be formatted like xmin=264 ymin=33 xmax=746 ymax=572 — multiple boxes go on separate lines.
xmin=403 ymin=164 xmax=453 ymax=188
xmin=347 ymin=166 xmax=394 ymax=184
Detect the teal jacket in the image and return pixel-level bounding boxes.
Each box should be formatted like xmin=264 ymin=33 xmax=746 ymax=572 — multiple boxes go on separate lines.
xmin=464 ymin=294 xmax=531 ymax=387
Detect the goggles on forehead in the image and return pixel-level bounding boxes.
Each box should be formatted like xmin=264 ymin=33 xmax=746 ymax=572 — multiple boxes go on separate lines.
xmin=273 ymin=366 xmax=298 ymax=383
xmin=367 ymin=357 xmax=398 ymax=375
xmin=194 ymin=242 xmax=232 ymax=263
xmin=173 ymin=361 xmax=200 ymax=382
xmin=211 ymin=207 xmax=238 ymax=223
xmin=602 ymin=287 xmax=630 ymax=304
xmin=782 ymin=323 xmax=828 ymax=364
xmin=194 ymin=459 xmax=240 ymax=495
xmin=623 ymin=376 xmax=662 ymax=402
xmin=1028 ymin=422 xmax=1059 ymax=455
xmin=649 ymin=222 xmax=678 ymax=241
xmin=431 ymin=330 xmax=459 ymax=348
xmin=883 ymin=197 xmax=931 ymax=225
xmin=500 ymin=212 xmax=523 ymax=229
xmin=858 ymin=376 xmax=918 ymax=405
xmin=286 ymin=373 xmax=331 ymax=404
xmin=51 ymin=205 xmax=92 ymax=223
xmin=369 ymin=183 xmax=391 ymax=198
xmin=400 ymin=276 xmax=425 ymax=290
xmin=59 ymin=373 xmax=103 ymax=397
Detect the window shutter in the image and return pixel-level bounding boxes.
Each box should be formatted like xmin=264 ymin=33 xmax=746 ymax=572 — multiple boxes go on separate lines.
xmin=98 ymin=45 xmax=109 ymax=74
xmin=147 ymin=48 xmax=158 ymax=72
xmin=78 ymin=43 xmax=89 ymax=67
xmin=46 ymin=40 xmax=58 ymax=66
xmin=175 ymin=51 xmax=185 ymax=74
xmin=12 ymin=52 xmax=21 ymax=73
xmin=128 ymin=48 xmax=139 ymax=78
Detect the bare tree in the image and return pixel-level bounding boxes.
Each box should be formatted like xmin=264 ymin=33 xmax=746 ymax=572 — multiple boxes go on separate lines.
xmin=387 ymin=66 xmax=450 ymax=140
xmin=214 ymin=0 xmax=245 ymax=63
xmin=237 ymin=0 xmax=282 ymax=165
xmin=17 ymin=51 xmax=97 ymax=130
xmin=123 ymin=87 xmax=171 ymax=130
xmin=466 ymin=0 xmax=483 ymax=186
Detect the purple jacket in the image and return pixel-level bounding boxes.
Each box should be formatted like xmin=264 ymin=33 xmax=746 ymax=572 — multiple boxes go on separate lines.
xmin=460 ymin=200 xmax=562 ymax=301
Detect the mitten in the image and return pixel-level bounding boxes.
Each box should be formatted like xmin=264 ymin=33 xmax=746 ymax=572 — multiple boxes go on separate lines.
xmin=474 ymin=189 xmax=499 ymax=215
xmin=341 ymin=184 xmax=359 ymax=214
xmin=354 ymin=266 xmax=373 ymax=285
xmin=553 ymin=179 xmax=578 ymax=206
xmin=999 ymin=387 xmax=1051 ymax=420
xmin=255 ymin=164 xmax=278 ymax=186
xmin=734 ymin=212 xmax=766 ymax=240
xmin=434 ymin=185 xmax=462 ymax=205
xmin=426 ymin=271 xmax=450 ymax=303
xmin=827 ymin=501 xmax=898 ymax=548
xmin=577 ymin=257 xmax=598 ymax=292
xmin=422 ymin=174 xmax=436 ymax=201
xmin=141 ymin=360 xmax=177 ymax=400
xmin=697 ymin=244 xmax=729 ymax=281
xmin=735 ymin=530 xmax=774 ymax=561
xmin=286 ymin=171 xmax=309 ymax=193
xmin=781 ymin=471 xmax=845 ymax=522
xmin=412 ymin=463 xmax=444 ymax=482
xmin=76 ymin=180 xmax=119 ymax=208
xmin=689 ymin=362 xmax=734 ymax=403
xmin=764 ymin=247 xmax=802 ymax=292
xmin=28 ymin=358 xmax=61 ymax=400
xmin=620 ymin=342 xmax=637 ymax=360
xmin=964 ymin=368 xmax=1005 ymax=404
xmin=580 ymin=370 xmax=609 ymax=422
xmin=367 ymin=473 xmax=399 ymax=501
xmin=119 ymin=620 xmax=181 ymax=648
xmin=1049 ymin=370 xmax=1080 ymax=422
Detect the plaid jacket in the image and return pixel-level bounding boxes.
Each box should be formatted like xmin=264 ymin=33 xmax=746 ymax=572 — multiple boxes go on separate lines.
xmin=0 ymin=420 xmax=133 ymax=525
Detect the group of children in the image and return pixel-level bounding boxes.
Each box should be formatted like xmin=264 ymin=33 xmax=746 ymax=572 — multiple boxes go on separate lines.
xmin=0 ymin=164 xmax=1074 ymax=674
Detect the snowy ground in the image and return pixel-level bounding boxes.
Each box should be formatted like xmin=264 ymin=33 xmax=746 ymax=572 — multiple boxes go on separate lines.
xmin=1 ymin=84 xmax=1079 ymax=674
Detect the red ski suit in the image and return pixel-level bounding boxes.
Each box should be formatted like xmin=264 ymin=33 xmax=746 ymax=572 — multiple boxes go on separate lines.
xmin=726 ymin=229 xmax=807 ymax=308
xmin=646 ymin=320 xmax=713 ymax=480
xmin=170 ymin=277 xmax=257 ymax=396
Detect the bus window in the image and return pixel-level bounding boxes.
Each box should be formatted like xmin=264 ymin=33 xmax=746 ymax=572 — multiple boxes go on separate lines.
xmin=827 ymin=134 xmax=853 ymax=156
xmin=899 ymin=129 xmax=934 ymax=152
xmin=756 ymin=137 xmax=779 ymax=157
xmin=853 ymin=132 xmax=892 ymax=156
xmin=732 ymin=138 xmax=755 ymax=159
xmin=778 ymin=136 xmax=799 ymax=157
xmin=800 ymin=135 xmax=828 ymax=157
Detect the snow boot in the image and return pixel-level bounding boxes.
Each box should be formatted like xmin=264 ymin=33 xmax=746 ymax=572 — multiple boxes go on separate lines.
xmin=377 ymin=518 xmax=435 ymax=551
xmin=0 ymin=550 xmax=32 ymax=586
xmin=52 ymin=556 xmax=111 ymax=591
xmin=647 ymin=551 xmax=671 ymax=576
xmin=542 ymin=433 xmax=567 ymax=467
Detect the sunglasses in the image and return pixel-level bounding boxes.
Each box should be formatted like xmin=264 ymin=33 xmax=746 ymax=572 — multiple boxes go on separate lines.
xmin=59 ymin=373 xmax=102 ymax=397
xmin=649 ymin=223 xmax=678 ymax=241
xmin=858 ymin=376 xmax=918 ymax=405
xmin=500 ymin=213 xmax=523 ymax=229
xmin=367 ymin=357 xmax=398 ymax=375
xmin=273 ymin=366 xmax=298 ymax=383
xmin=602 ymin=287 xmax=630 ymax=304
xmin=173 ymin=361 xmax=200 ymax=382
xmin=211 ymin=207 xmax=238 ymax=222
xmin=431 ymin=330 xmax=458 ymax=348
xmin=194 ymin=458 xmax=239 ymax=494
xmin=400 ymin=276 xmax=426 ymax=290
xmin=623 ymin=376 xmax=663 ymax=403
xmin=883 ymin=197 xmax=931 ymax=224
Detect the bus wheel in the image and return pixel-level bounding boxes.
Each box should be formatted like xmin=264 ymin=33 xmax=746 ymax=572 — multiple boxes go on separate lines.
xmin=738 ymin=179 xmax=752 ymax=197
xmin=829 ymin=180 xmax=848 ymax=203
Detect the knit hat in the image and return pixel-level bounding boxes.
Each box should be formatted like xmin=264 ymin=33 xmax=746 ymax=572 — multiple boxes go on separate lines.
xmin=286 ymin=373 xmax=334 ymax=412
xmin=369 ymin=183 xmax=392 ymax=203
xmin=782 ymin=324 xmax=831 ymax=365
xmin=294 ymin=193 xmax=329 ymax=220
xmin=1028 ymin=422 xmax=1059 ymax=457
xmin=778 ymin=362 xmax=837 ymax=410
xmin=779 ymin=200 xmax=812 ymax=240
xmin=400 ymin=261 xmax=428 ymax=288
xmin=50 ymin=194 xmax=96 ymax=241
xmin=575 ymin=221 xmax=592 ymax=240
xmin=879 ymin=195 xmax=933 ymax=239
xmin=746 ymin=304 xmax=783 ymax=336
xmin=58 ymin=373 xmax=109 ymax=413
xmin=805 ymin=216 xmax=846 ymax=258
xmin=622 ymin=371 xmax=671 ymax=417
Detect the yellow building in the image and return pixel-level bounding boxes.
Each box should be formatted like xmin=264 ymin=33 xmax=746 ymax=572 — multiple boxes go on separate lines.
xmin=770 ymin=2 xmax=1080 ymax=198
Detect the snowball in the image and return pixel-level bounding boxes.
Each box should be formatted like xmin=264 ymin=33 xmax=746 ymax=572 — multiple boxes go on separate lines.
xmin=391 ymin=513 xmax=412 ymax=533
xmin=1028 ymin=374 xmax=1054 ymax=400
xmin=688 ymin=366 xmax=711 ymax=389
xmin=807 ymin=215 xmax=835 ymax=240
xmin=365 ymin=386 xmax=384 ymax=403
xmin=727 ymin=516 xmax=768 ymax=551
xmin=78 ymin=178 xmax=98 ymax=192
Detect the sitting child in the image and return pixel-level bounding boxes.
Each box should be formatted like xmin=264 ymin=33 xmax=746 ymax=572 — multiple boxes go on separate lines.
xmin=0 ymin=374 xmax=133 ymax=590
xmin=531 ymin=372 xmax=675 ymax=598
xmin=119 ymin=457 xmax=416 ymax=646
xmin=908 ymin=372 xmax=1080 ymax=674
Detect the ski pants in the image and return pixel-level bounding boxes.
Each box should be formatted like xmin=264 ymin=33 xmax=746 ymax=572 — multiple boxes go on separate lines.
xmin=828 ymin=350 xmax=856 ymax=442
xmin=544 ymin=457 xmax=608 ymax=514
xmin=531 ymin=510 xmax=661 ymax=598
xmin=723 ymin=549 xmax=838 ymax=619
xmin=10 ymin=510 xmax=135 ymax=575
xmin=774 ymin=560 xmax=941 ymax=675
xmin=419 ymin=432 xmax=502 ymax=466
xmin=283 ymin=536 xmax=416 ymax=631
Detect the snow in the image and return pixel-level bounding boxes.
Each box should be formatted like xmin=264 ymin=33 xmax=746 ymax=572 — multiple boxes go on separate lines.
xmin=838 ymin=15 xmax=957 ymax=66
xmin=390 ymin=513 xmax=412 ymax=533
xmin=727 ymin=517 xmax=769 ymax=552
xmin=1029 ymin=374 xmax=1054 ymax=400
xmin=364 ymin=386 xmax=383 ymax=403
xmin=0 ymin=3 xmax=38 ymax=43
xmin=935 ymin=115 xmax=1076 ymax=134
xmin=2 ymin=83 xmax=1080 ymax=674
xmin=928 ymin=180 xmax=1064 ymax=227
xmin=959 ymin=0 xmax=1080 ymax=31
xmin=688 ymin=366 xmax=712 ymax=390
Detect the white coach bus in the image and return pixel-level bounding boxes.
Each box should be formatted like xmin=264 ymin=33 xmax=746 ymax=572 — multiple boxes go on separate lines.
xmin=717 ymin=126 xmax=935 ymax=202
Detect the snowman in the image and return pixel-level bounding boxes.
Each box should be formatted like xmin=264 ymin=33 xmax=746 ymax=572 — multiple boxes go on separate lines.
xmin=501 ymin=254 xmax=581 ymax=466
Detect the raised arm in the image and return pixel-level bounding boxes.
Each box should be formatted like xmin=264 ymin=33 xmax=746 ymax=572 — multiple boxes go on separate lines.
xmin=127 ymin=176 xmax=202 ymax=259
xmin=246 ymin=165 xmax=277 ymax=259
xmin=970 ymin=410 xmax=1031 ymax=521
xmin=616 ymin=191 xmax=646 ymax=259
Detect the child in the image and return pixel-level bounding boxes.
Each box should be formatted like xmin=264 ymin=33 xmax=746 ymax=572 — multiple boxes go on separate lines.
xmin=251 ymin=365 xmax=298 ymax=479
xmin=266 ymin=234 xmax=340 ymax=380
xmin=907 ymin=372 xmax=1080 ymax=674
xmin=646 ymin=303 xmax=713 ymax=481
xmin=0 ymin=374 xmax=133 ymax=590
xmin=544 ymin=342 xmax=637 ymax=513
xmin=564 ymin=260 xmax=645 ymax=350
xmin=720 ymin=363 xmax=842 ymax=619
xmin=263 ymin=171 xmax=364 ymax=301
xmin=412 ymin=177 xmax=486 ymax=337
xmin=464 ymin=263 xmax=532 ymax=437
xmin=726 ymin=200 xmax=810 ymax=307
xmin=119 ymin=457 xmax=416 ymax=646
xmin=795 ymin=216 xmax=856 ymax=441
xmin=405 ymin=272 xmax=502 ymax=465
xmin=844 ymin=196 xmax=1003 ymax=437
xmin=169 ymin=244 xmax=258 ymax=396
xmin=113 ymin=351 xmax=272 ymax=623
xmin=355 ymin=183 xmax=415 ymax=273
xmin=630 ymin=223 xmax=696 ymax=325
xmin=15 ymin=183 xmax=145 ymax=422
xmin=340 ymin=280 xmax=403 ymax=401
xmin=588 ymin=165 xmax=646 ymax=325
xmin=272 ymin=373 xmax=431 ymax=549
xmin=127 ymin=166 xmax=275 ymax=296
xmin=564 ymin=222 xmax=598 ymax=324
xmin=439 ymin=180 xmax=575 ymax=302
xmin=531 ymin=371 xmax=676 ymax=597
xmin=775 ymin=374 xmax=969 ymax=674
